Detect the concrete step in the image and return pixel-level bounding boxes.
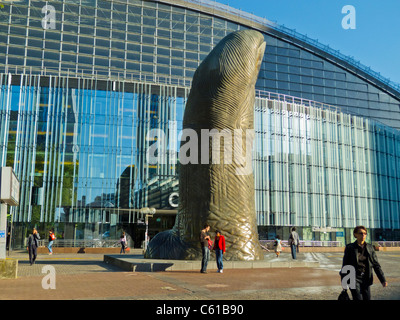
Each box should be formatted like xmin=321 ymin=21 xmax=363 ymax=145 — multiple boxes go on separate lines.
xmin=104 ymin=254 xmax=320 ymax=272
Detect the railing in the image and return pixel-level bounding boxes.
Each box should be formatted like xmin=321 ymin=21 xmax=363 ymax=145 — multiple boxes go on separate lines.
xmin=374 ymin=241 xmax=400 ymax=247
xmin=0 ymin=64 xmax=191 ymax=88
xmin=36 ymin=239 xmax=122 ymax=248
xmin=34 ymin=238 xmax=343 ymax=249
xmin=256 ymin=90 xmax=340 ymax=113
xmin=260 ymin=240 xmax=342 ymax=250
xmin=0 ymin=67 xmax=364 ymax=119
xmin=30 ymin=239 xmax=400 ymax=250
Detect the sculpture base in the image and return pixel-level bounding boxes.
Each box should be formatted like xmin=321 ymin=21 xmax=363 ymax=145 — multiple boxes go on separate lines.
xmin=145 ymin=229 xmax=264 ymax=261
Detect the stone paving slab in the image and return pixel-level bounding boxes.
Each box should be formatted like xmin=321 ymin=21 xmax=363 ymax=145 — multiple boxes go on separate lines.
xmin=1 ymin=250 xmax=399 ymax=304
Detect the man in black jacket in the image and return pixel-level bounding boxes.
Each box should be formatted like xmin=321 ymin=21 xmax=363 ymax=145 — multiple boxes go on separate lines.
xmin=341 ymin=226 xmax=388 ymax=300
xmin=27 ymin=228 xmax=40 ymax=266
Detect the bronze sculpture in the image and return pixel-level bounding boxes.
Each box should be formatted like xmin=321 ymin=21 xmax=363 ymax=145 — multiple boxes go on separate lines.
xmin=145 ymin=30 xmax=266 ymax=261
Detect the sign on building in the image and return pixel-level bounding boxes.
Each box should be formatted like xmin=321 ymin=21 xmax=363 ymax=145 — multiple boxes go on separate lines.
xmin=0 ymin=167 xmax=20 ymax=206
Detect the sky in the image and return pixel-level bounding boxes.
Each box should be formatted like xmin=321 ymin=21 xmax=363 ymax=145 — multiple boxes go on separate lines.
xmin=217 ymin=0 xmax=400 ymax=86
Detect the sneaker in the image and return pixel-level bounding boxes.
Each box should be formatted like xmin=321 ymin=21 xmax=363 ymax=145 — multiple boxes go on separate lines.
xmin=220 ymin=270 xmax=223 ymax=273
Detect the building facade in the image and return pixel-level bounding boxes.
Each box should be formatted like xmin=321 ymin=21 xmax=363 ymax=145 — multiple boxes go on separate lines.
xmin=1 ymin=0 xmax=399 ymax=247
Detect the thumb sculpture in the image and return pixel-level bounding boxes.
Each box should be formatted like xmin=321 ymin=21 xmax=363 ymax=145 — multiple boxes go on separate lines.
xmin=145 ymin=29 xmax=266 ymax=261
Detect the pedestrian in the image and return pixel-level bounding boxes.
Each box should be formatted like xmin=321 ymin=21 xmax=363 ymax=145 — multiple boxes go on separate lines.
xmin=27 ymin=228 xmax=40 ymax=265
xmin=48 ymin=229 xmax=55 ymax=255
xmin=288 ymin=227 xmax=299 ymax=259
xmin=213 ymin=230 xmax=226 ymax=273
xmin=340 ymin=225 xmax=388 ymax=300
xmin=199 ymin=223 xmax=211 ymax=273
xmin=274 ymin=235 xmax=282 ymax=258
xmin=119 ymin=232 xmax=127 ymax=254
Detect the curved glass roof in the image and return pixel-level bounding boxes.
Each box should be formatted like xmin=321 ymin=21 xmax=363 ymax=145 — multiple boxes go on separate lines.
xmin=162 ymin=0 xmax=400 ymax=96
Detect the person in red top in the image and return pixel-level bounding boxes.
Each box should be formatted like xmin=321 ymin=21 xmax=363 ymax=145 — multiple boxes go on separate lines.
xmin=213 ymin=230 xmax=226 ymax=273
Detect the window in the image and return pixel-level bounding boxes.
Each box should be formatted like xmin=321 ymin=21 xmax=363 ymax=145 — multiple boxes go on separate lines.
xmin=142 ymin=36 xmax=154 ymax=45
xmin=171 ymin=58 xmax=183 ymax=67
xmin=44 ymin=50 xmax=59 ymax=61
xmin=110 ymin=49 xmax=124 ymax=59
xmin=9 ymin=36 xmax=25 ymax=45
xmin=157 ymin=56 xmax=169 ymax=65
xmin=78 ymin=55 xmax=93 ymax=65
xmin=8 ymin=46 xmax=26 ymax=56
xmin=44 ymin=40 xmax=60 ymax=50
xmin=79 ymin=45 xmax=93 ymax=55
xmin=157 ymin=29 xmax=170 ymax=38
xmin=94 ymin=57 xmax=109 ymax=67
xmin=7 ymin=56 xmax=24 ymax=66
xmin=301 ymin=59 xmax=312 ymax=68
xmin=25 ymin=47 xmax=42 ymax=59
xmin=141 ymin=54 xmax=153 ymax=63
xmin=62 ymin=53 xmax=76 ymax=63
xmin=25 ymin=57 xmax=42 ymax=67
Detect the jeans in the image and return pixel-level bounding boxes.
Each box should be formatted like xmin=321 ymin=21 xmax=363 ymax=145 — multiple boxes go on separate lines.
xmin=120 ymin=241 xmax=126 ymax=254
xmin=201 ymin=246 xmax=210 ymax=272
xmin=215 ymin=249 xmax=223 ymax=271
xmin=290 ymin=244 xmax=297 ymax=259
xmin=48 ymin=240 xmax=53 ymax=253
xmin=350 ymin=280 xmax=371 ymax=300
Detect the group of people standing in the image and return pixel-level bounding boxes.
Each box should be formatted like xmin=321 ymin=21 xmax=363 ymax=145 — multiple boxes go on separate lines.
xmin=273 ymin=226 xmax=299 ymax=259
xmin=200 ymin=224 xmax=226 ymax=273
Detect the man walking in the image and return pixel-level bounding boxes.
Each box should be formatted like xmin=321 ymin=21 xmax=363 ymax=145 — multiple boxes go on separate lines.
xmin=288 ymin=227 xmax=299 ymax=259
xmin=27 ymin=228 xmax=40 ymax=265
xmin=341 ymin=226 xmax=388 ymax=300
xmin=200 ymin=224 xmax=211 ymax=273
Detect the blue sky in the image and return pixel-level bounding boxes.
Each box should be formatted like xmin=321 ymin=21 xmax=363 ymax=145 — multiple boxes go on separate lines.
xmin=218 ymin=0 xmax=400 ymax=85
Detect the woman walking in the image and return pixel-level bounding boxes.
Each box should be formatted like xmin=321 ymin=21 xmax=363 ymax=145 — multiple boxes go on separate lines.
xmin=274 ymin=235 xmax=282 ymax=258
xmin=119 ymin=232 xmax=127 ymax=254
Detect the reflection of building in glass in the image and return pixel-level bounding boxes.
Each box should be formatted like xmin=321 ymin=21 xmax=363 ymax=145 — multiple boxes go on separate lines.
xmin=133 ymin=175 xmax=179 ymax=210
xmin=1 ymin=0 xmax=400 ymax=247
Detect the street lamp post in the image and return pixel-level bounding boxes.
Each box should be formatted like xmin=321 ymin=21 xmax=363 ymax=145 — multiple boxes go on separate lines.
xmin=140 ymin=207 xmax=156 ymax=253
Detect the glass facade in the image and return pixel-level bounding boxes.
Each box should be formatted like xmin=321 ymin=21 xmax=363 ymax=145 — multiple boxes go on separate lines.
xmin=0 ymin=73 xmax=188 ymax=246
xmin=1 ymin=0 xmax=400 ymax=129
xmin=1 ymin=0 xmax=400 ymax=246
xmin=253 ymin=94 xmax=400 ymax=233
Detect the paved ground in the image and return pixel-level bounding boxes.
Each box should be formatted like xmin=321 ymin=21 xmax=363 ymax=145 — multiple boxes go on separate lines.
xmin=1 ymin=249 xmax=400 ymax=304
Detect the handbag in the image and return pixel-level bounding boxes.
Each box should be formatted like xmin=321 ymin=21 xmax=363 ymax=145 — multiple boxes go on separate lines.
xmin=338 ymin=289 xmax=350 ymax=300
xmin=208 ymin=239 xmax=213 ymax=250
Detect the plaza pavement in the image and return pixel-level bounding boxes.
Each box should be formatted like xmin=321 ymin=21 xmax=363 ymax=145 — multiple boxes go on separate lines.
xmin=1 ymin=249 xmax=400 ymax=304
